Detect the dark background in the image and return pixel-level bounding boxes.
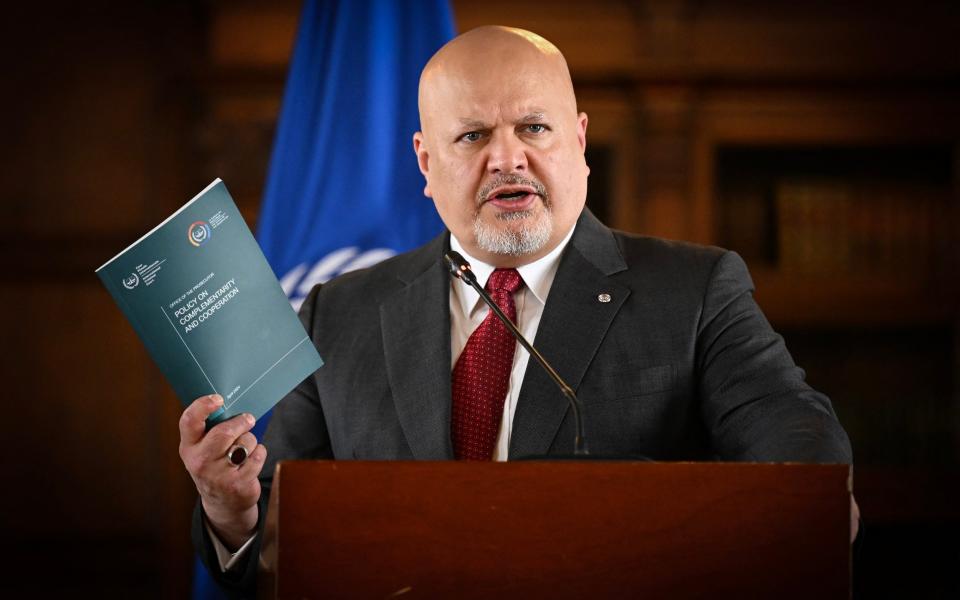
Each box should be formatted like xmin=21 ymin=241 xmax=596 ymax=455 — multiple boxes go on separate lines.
xmin=1 ymin=1 xmax=957 ymax=597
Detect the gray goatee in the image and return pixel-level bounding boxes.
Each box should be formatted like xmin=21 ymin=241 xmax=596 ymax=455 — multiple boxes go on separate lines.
xmin=474 ymin=175 xmax=552 ymax=257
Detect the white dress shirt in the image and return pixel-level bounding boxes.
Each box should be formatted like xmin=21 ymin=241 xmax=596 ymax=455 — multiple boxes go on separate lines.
xmin=448 ymin=228 xmax=574 ymax=461
xmin=208 ymin=225 xmax=576 ymax=571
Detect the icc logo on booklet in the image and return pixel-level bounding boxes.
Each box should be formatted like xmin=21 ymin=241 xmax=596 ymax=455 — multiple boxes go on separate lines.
xmin=122 ymin=273 xmax=140 ymax=290
xmin=188 ymin=221 xmax=212 ymax=247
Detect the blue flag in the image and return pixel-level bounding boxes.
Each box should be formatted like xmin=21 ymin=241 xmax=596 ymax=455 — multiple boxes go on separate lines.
xmin=259 ymin=0 xmax=454 ymax=312
xmin=193 ymin=1 xmax=455 ymax=597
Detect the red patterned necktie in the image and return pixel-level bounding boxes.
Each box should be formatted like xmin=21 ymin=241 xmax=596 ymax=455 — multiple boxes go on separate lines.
xmin=451 ymin=268 xmax=524 ymax=460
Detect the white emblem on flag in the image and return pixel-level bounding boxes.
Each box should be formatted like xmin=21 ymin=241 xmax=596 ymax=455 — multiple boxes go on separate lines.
xmin=282 ymin=247 xmax=396 ymax=311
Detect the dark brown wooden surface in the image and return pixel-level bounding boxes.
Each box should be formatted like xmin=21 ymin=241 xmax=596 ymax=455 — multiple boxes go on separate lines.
xmin=261 ymin=461 xmax=850 ymax=599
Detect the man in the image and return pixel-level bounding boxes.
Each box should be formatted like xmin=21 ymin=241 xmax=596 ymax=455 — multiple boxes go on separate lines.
xmin=179 ymin=26 xmax=857 ymax=594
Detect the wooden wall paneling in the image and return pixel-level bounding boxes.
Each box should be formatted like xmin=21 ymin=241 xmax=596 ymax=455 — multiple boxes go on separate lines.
xmin=0 ymin=283 xmax=164 ymax=594
xmin=612 ymin=97 xmax=645 ymax=235
xmin=696 ymin=91 xmax=960 ymax=146
xmin=683 ymin=1 xmax=960 ymax=81
xmin=209 ymin=0 xmax=300 ymax=71
xmin=633 ymin=84 xmax=701 ymax=242
xmin=955 ymin=312 xmax=960 ymax=465
xmin=452 ymin=0 xmax=640 ymax=79
xmin=691 ymin=90 xmax=960 ymax=325
xmin=0 ymin=284 xmax=153 ymax=535
xmin=576 ymin=89 xmax=639 ymax=233
xmin=199 ymin=90 xmax=282 ymax=225
xmin=204 ymin=1 xmax=300 ymax=227
xmin=0 ymin=3 xmax=207 ymax=596
xmin=0 ymin=22 xmax=155 ymax=241
xmin=453 ymin=1 xmax=960 ymax=83
xmin=953 ymin=148 xmax=960 ymax=466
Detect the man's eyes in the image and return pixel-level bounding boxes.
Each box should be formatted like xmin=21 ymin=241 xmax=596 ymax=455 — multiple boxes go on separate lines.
xmin=456 ymin=124 xmax=549 ymax=143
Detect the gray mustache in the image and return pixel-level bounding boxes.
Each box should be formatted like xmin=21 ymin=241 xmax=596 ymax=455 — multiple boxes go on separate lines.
xmin=477 ymin=174 xmax=548 ymax=204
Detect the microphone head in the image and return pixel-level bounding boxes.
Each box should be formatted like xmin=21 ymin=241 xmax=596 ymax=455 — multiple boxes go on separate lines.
xmin=443 ymin=251 xmax=476 ymax=284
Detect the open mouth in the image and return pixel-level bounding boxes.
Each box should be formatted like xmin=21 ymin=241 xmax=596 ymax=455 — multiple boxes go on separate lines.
xmin=485 ymin=186 xmax=540 ymax=211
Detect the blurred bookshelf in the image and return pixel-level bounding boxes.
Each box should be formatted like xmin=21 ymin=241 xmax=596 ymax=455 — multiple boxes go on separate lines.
xmin=711 ymin=137 xmax=959 ymax=538
xmin=671 ymin=87 xmax=960 ymax=595
xmin=708 ymin=134 xmax=960 ymax=597
xmin=717 ymin=144 xmax=958 ymax=326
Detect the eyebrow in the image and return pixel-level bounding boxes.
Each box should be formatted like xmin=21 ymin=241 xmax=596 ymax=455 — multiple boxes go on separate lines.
xmin=458 ymin=118 xmax=488 ymax=129
xmin=457 ymin=112 xmax=548 ymax=129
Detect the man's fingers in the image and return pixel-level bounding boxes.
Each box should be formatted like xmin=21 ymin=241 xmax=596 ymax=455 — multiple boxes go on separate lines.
xmin=199 ymin=413 xmax=257 ymax=461
xmin=178 ymin=395 xmax=224 ymax=446
xmin=235 ymin=432 xmax=258 ymax=454
xmin=238 ymin=444 xmax=267 ymax=477
xmin=222 ymin=432 xmax=259 ymax=467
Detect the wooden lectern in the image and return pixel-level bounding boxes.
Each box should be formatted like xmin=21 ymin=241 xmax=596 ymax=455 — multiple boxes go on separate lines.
xmin=259 ymin=461 xmax=850 ymax=599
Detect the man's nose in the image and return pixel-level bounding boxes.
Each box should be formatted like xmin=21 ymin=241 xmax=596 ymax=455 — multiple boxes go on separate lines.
xmin=485 ymin=130 xmax=528 ymax=174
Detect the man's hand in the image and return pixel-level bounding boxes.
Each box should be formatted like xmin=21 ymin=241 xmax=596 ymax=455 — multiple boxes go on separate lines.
xmin=179 ymin=394 xmax=267 ymax=550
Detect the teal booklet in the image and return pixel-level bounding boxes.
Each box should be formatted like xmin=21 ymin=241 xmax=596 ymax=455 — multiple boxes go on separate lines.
xmin=96 ymin=179 xmax=323 ymax=424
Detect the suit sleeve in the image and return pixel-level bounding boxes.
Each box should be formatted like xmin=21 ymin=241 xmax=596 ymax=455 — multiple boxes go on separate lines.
xmin=191 ymin=283 xmax=334 ymax=598
xmin=696 ymin=251 xmax=853 ymax=463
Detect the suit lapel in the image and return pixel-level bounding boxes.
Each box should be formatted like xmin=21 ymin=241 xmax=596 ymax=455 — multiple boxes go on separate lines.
xmin=380 ymin=237 xmax=454 ymax=460
xmin=510 ymin=211 xmax=630 ymax=458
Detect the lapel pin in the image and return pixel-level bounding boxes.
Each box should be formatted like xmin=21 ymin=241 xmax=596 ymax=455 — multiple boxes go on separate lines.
xmin=597 ymin=293 xmax=612 ymax=303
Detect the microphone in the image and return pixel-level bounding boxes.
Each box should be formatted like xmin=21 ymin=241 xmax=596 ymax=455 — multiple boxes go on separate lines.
xmin=444 ymin=251 xmax=589 ymax=456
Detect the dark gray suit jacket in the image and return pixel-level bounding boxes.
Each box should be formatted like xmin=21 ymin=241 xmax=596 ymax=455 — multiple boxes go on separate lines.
xmin=194 ymin=209 xmax=852 ymax=595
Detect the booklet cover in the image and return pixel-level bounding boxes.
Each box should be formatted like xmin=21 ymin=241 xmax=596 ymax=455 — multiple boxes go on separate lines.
xmin=96 ymin=179 xmax=323 ymax=424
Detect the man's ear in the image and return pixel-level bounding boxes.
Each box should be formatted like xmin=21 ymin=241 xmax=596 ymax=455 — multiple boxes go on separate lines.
xmin=576 ymin=112 xmax=589 ymax=153
xmin=413 ymin=132 xmax=432 ymax=198
xmin=577 ymin=112 xmax=590 ymax=176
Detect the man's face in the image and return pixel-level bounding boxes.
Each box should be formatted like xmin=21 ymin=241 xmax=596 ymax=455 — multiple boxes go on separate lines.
xmin=414 ymin=55 xmax=589 ymax=267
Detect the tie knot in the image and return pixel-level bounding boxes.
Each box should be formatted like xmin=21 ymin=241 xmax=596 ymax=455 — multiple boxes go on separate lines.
xmin=486 ymin=268 xmax=523 ymax=295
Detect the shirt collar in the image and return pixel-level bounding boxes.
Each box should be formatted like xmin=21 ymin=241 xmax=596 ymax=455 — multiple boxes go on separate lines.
xmin=449 ymin=224 xmax=576 ymax=318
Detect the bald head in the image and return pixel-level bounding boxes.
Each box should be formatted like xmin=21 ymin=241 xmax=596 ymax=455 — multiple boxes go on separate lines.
xmin=412 ymin=26 xmax=589 ymax=267
xmin=418 ymin=26 xmax=578 ymax=132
